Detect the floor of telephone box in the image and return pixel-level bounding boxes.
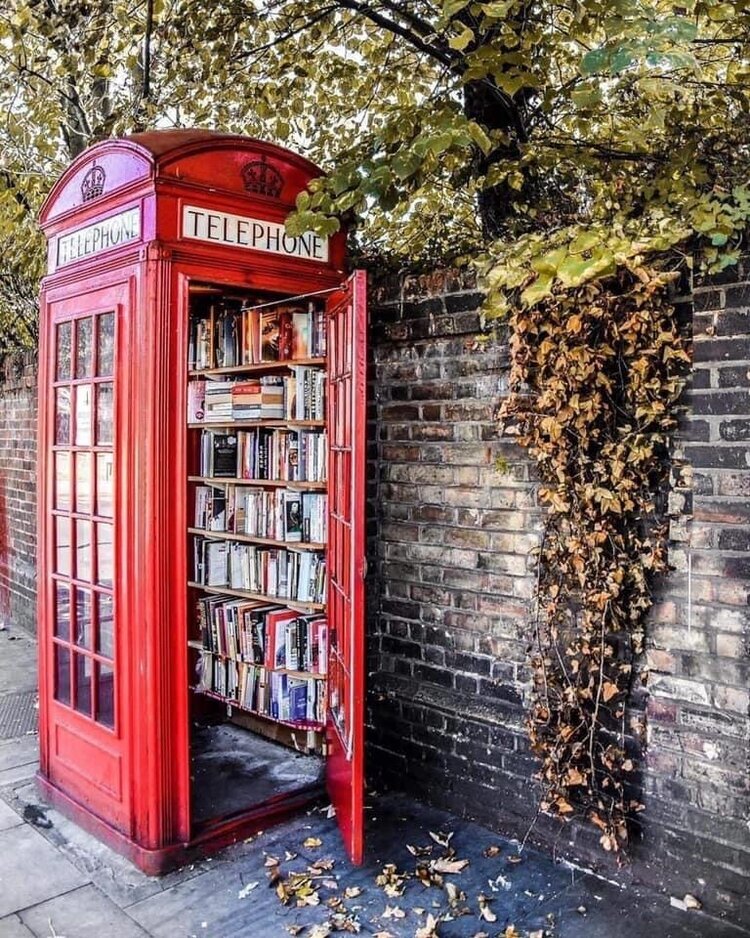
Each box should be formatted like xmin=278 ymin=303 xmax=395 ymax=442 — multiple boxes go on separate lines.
xmin=190 ymin=721 xmax=324 ymax=824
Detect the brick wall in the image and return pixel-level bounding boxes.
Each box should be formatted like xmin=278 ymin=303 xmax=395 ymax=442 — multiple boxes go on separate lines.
xmin=366 ymin=265 xmax=750 ymax=928
xmin=0 ymin=350 xmax=37 ymax=634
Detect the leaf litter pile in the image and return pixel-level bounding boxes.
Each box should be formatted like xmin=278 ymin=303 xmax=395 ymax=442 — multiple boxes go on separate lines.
xmin=259 ymin=828 xmax=550 ymax=938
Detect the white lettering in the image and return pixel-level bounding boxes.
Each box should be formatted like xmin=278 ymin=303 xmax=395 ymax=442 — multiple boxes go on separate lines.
xmin=181 ymin=204 xmax=329 ymax=263
xmin=55 ymin=207 xmax=141 ymax=269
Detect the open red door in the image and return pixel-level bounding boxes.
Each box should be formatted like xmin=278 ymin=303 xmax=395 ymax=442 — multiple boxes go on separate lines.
xmin=326 ymin=270 xmax=367 ymax=864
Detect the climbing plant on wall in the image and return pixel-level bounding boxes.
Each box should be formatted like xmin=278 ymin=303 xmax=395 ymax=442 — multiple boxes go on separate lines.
xmin=495 ymin=264 xmax=689 ymax=852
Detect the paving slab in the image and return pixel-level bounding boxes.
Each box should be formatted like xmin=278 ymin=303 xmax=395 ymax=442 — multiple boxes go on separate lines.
xmin=4 ymin=780 xmax=222 ymax=910
xmin=0 ymin=914 xmax=35 ymax=937
xmin=0 ymin=796 xmax=22 ymax=831
xmin=0 ymin=735 xmax=38 ymax=773
xmin=0 ymin=631 xmax=38 ymax=697
xmin=0 ymin=823 xmax=88 ymax=918
xmin=20 ymin=884 xmax=150 ymax=938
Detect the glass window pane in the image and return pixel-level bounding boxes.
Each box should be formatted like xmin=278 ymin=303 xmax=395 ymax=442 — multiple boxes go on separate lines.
xmin=75 ymin=385 xmax=92 ymax=446
xmin=75 ymin=519 xmax=92 ymax=581
xmin=54 ymin=644 xmax=71 ymax=705
xmin=74 ymin=652 xmax=92 ymax=716
xmin=96 ymin=383 xmax=114 ymax=445
xmin=75 ymin=587 xmax=92 ymax=648
xmin=96 ymin=662 xmax=115 ymax=729
xmin=96 ymin=453 xmax=114 ymax=518
xmin=75 ymin=452 xmax=92 ymax=515
xmin=56 ymin=322 xmax=71 ymax=381
xmin=97 ymin=313 xmax=115 ymax=377
xmin=96 ymin=524 xmax=113 ymax=588
xmin=54 ymin=582 xmax=70 ymax=641
xmin=55 ymin=387 xmax=71 ymax=445
xmin=54 ymin=452 xmax=71 ymax=511
xmin=96 ymin=592 xmax=114 ymax=658
xmin=75 ymin=317 xmax=93 ymax=378
xmin=55 ymin=516 xmax=71 ymax=576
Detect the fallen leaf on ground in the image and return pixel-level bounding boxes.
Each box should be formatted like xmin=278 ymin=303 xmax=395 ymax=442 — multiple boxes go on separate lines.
xmin=237 ymin=881 xmax=258 ymax=898
xmin=374 ymin=932 xmax=396 ymax=938
xmin=482 ymin=845 xmax=502 ymax=857
xmin=344 ymin=886 xmax=363 ymax=899
xmin=445 ymin=882 xmax=465 ymax=908
xmin=264 ymin=855 xmax=280 ymax=867
xmin=502 ymin=927 xmax=520 ymax=938
xmin=429 ymin=831 xmax=454 ymax=848
xmin=307 ymin=924 xmax=332 ymax=938
xmin=376 ymin=864 xmax=408 ymax=898
xmin=528 ymin=930 xmax=544 ymax=938
xmin=415 ymin=913 xmax=441 ymax=937
xmin=310 ymin=858 xmax=335 ymax=872
xmin=304 ymin=837 xmax=323 ymax=849
xmin=507 ymin=855 xmax=523 ymax=864
xmin=407 ymin=844 xmax=433 ymax=857
xmin=431 ymin=857 xmax=469 ymax=874
xmin=670 ymin=894 xmax=702 ymax=912
xmin=382 ymin=904 xmax=406 ymax=919
xmin=477 ymin=894 xmax=497 ymax=923
xmin=284 ymin=850 xmax=298 ymax=861
xmin=577 ymin=905 xmax=587 ymax=915
xmin=284 ymin=926 xmax=304 ymax=936
xmin=330 ymin=911 xmax=362 ymax=932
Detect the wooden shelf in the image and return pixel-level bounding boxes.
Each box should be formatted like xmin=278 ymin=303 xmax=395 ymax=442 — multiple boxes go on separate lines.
xmin=188 ymin=527 xmax=325 ymax=551
xmin=188 ymin=476 xmax=327 ymax=491
xmin=189 ymin=357 xmax=326 ymax=378
xmin=190 ymin=685 xmax=324 ymax=731
xmin=188 ymin=419 xmax=325 ymax=430
xmin=187 ymin=581 xmax=325 ymax=613
xmin=187 ymin=641 xmax=327 ymax=680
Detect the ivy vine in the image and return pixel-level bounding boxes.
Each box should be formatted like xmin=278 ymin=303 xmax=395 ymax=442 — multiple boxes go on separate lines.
xmin=498 ymin=265 xmax=690 ymax=855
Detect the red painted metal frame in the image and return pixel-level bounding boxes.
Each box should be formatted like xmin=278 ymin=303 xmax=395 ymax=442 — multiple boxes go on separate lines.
xmin=37 ymin=131 xmax=365 ymax=872
xmin=325 ymin=272 xmax=367 ymax=865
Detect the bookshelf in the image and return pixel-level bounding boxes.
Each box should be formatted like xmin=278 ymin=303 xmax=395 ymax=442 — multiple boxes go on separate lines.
xmin=186 ymin=287 xmax=329 ymax=750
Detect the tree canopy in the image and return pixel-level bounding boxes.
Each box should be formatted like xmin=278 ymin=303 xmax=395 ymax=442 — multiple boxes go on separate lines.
xmin=2 ymin=0 xmax=750 ymax=344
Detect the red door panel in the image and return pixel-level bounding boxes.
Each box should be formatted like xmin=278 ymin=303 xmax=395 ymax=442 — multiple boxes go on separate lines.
xmin=40 ymin=284 xmax=130 ymax=831
xmin=326 ymin=271 xmax=367 ymax=864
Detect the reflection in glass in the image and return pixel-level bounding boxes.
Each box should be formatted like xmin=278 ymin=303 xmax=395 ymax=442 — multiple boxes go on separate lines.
xmin=55 ymin=387 xmax=71 ymax=445
xmin=54 ymin=582 xmax=70 ymax=641
xmin=76 ymin=519 xmax=91 ymax=581
xmin=75 ymin=587 xmax=92 ymax=648
xmin=96 ymin=592 xmax=114 ymax=658
xmin=96 ymin=453 xmax=114 ymax=518
xmin=74 ymin=652 xmax=92 ymax=716
xmin=54 ymin=452 xmax=71 ymax=511
xmin=54 ymin=644 xmax=71 ymax=705
xmin=75 ymin=385 xmax=92 ymax=446
xmin=75 ymin=452 xmax=92 ymax=515
xmin=96 ymin=662 xmax=115 ymax=729
xmin=96 ymin=524 xmax=113 ymax=587
xmin=75 ymin=317 xmax=93 ymax=378
xmin=55 ymin=516 xmax=71 ymax=575
xmin=56 ymin=322 xmax=72 ymax=381
xmin=97 ymin=313 xmax=115 ymax=377
xmin=96 ymin=383 xmax=114 ymax=445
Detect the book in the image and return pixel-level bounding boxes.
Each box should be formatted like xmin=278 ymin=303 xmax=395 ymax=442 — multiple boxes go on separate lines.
xmin=187 ymin=381 xmax=206 ymax=423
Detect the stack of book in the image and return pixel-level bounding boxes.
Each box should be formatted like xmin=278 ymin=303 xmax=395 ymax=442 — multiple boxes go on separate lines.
xmin=196 ymin=653 xmax=324 ymax=725
xmin=189 ymin=301 xmax=328 ymax=371
xmin=196 ymin=596 xmax=327 ymax=674
xmin=193 ymin=538 xmax=327 ymax=604
xmin=194 ymin=486 xmax=327 ymax=543
xmin=284 ymin=367 xmax=326 ymax=421
xmin=235 ymin=428 xmax=327 ymax=482
xmin=204 ymin=382 xmax=234 ymax=422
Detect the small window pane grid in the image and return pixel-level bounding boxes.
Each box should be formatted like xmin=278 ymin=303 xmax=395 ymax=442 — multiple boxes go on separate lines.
xmin=51 ymin=312 xmax=116 ymax=730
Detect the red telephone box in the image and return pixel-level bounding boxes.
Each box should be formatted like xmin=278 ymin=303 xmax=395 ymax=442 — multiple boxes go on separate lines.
xmin=37 ymin=130 xmax=366 ymax=873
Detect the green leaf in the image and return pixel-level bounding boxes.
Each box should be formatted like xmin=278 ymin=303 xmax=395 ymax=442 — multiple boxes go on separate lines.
xmin=448 ymin=24 xmax=474 ymax=51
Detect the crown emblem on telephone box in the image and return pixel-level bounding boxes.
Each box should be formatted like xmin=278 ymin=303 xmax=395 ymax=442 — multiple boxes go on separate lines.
xmin=241 ymin=157 xmax=283 ymax=198
xmin=81 ymin=162 xmax=106 ymax=202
